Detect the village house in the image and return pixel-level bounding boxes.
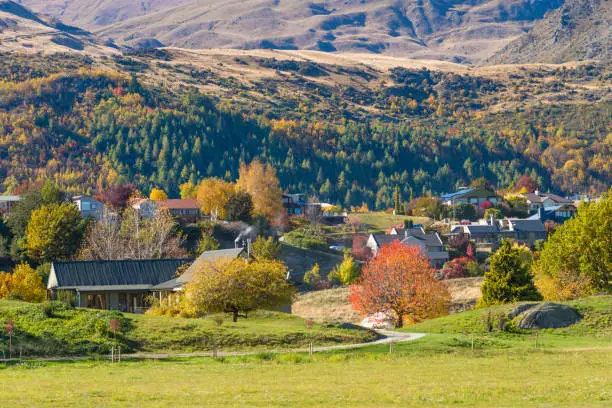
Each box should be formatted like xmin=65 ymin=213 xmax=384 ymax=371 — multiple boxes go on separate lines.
xmin=449 ymin=217 xmax=547 ymax=251
xmin=47 ymin=248 xmax=248 ymax=313
xmin=130 ymin=198 xmax=158 ymax=219
xmin=0 ymin=195 xmax=20 ymax=217
xmin=521 ymin=190 xmax=575 ymax=212
xmin=440 ymin=186 xmax=501 ymax=206
xmin=526 ymin=205 xmax=577 ymax=223
xmin=47 ymin=259 xmax=191 ymax=313
xmin=366 ymin=228 xmax=449 ymax=267
xmin=157 ymin=199 xmax=203 ymax=223
xmin=72 ymin=195 xmax=106 ymax=221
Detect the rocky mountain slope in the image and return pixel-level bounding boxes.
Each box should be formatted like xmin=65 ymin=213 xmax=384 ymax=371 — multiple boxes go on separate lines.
xmin=0 ymin=1 xmax=118 ymax=54
xmin=17 ymin=0 xmax=569 ymax=62
xmin=488 ymin=0 xmax=611 ymax=63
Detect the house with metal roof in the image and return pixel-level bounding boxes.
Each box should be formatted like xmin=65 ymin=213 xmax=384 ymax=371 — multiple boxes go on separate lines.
xmin=440 ymin=187 xmax=500 ymax=206
xmin=0 ymin=195 xmax=20 ymax=217
xmin=48 ymin=259 xmax=192 ymax=313
xmin=521 ymin=191 xmax=574 ymax=212
xmin=152 ymin=248 xmax=248 ymax=293
xmin=449 ymin=217 xmax=547 ymax=251
xmin=366 ymin=229 xmax=449 ymax=267
xmin=527 ymin=205 xmax=577 ymax=223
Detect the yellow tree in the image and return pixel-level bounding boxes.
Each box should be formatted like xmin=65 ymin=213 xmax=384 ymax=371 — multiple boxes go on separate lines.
xmin=150 ymin=187 xmax=168 ymax=201
xmin=179 ymin=182 xmax=198 ymax=199
xmin=237 ymin=159 xmax=283 ymax=221
xmin=0 ymin=263 xmax=46 ymax=303
xmin=184 ymin=258 xmax=294 ymax=322
xmin=196 ymin=178 xmax=236 ymax=220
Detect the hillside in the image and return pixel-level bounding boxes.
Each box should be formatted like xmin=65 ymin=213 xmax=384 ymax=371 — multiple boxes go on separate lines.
xmin=0 ymin=1 xmax=117 ymax=54
xmin=0 ymin=300 xmax=377 ymax=356
xmin=18 ymin=0 xmax=570 ymax=62
xmin=488 ymin=0 xmax=612 ymax=64
xmin=0 ymin=50 xmax=609 ymax=206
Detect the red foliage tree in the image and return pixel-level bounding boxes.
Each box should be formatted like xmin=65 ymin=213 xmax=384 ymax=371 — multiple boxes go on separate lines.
xmin=351 ymin=235 xmax=372 ymax=261
xmin=479 ymin=201 xmax=492 ymax=210
xmin=349 ymin=241 xmax=450 ymax=327
xmin=440 ymin=257 xmax=470 ymax=280
xmin=101 ymin=184 xmax=137 ymax=209
xmin=515 ymin=175 xmax=539 ymax=193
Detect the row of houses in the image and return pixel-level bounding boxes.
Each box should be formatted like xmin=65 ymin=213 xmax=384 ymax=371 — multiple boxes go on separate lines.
xmin=366 ymin=227 xmax=449 ymax=267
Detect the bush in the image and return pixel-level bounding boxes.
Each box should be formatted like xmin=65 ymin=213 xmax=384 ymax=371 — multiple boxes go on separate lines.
xmin=55 ymin=290 xmax=77 ymax=308
xmin=440 ymin=257 xmax=470 ymax=280
xmin=304 ymin=263 xmax=322 ymax=288
xmin=283 ymin=228 xmax=327 ymax=250
xmin=41 ymin=301 xmax=54 ymax=318
xmin=328 ymin=253 xmax=360 ymax=286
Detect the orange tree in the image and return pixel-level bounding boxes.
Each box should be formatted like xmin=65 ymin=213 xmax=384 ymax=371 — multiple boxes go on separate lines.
xmin=349 ymin=241 xmax=450 ymax=327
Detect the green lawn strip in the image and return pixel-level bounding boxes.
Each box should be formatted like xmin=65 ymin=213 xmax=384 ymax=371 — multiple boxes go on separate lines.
xmin=353 ymin=212 xmax=432 ymax=231
xmin=0 ymin=301 xmax=378 ymax=357
xmin=0 ymin=349 xmax=609 ymax=407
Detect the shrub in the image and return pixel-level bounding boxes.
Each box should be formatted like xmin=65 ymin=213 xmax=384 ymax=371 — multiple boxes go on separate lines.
xmin=478 ymin=240 xmax=541 ymax=307
xmin=304 ymin=263 xmax=322 ymax=288
xmin=328 ymin=253 xmax=360 ymax=286
xmin=41 ymin=301 xmax=54 ymax=318
xmin=440 ymin=257 xmax=470 ymax=279
xmin=283 ymin=228 xmax=327 ymax=250
xmin=0 ymin=263 xmax=46 ymax=303
xmin=251 ymin=236 xmax=280 ymax=260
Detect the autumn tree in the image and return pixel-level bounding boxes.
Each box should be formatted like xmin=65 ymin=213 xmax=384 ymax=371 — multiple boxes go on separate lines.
xmin=184 ymin=258 xmax=294 ymax=322
xmin=25 ymin=203 xmax=86 ymax=262
xmin=196 ymin=178 xmax=235 ymax=221
xmin=349 ymin=241 xmax=450 ymax=327
xmin=179 ymin=182 xmax=198 ymax=199
xmin=79 ymin=208 xmax=188 ymax=260
xmin=100 ymin=184 xmax=136 ymax=209
xmin=533 ymin=189 xmax=611 ymax=299
xmin=225 ymin=190 xmax=254 ymax=222
xmin=0 ymin=263 xmax=46 ymax=302
xmin=251 ymin=236 xmax=281 ymax=261
xmin=478 ymin=239 xmax=542 ymax=306
xmin=514 ymin=175 xmax=539 ymax=193
xmin=41 ymin=179 xmax=62 ymax=205
xmin=237 ymin=159 xmax=283 ymax=221
xmin=328 ymin=253 xmax=360 ymax=285
xmin=150 ymin=187 xmax=168 ymax=201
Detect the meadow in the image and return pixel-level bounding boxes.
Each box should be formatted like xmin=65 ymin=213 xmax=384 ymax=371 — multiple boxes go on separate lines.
xmin=1 ymin=296 xmax=610 ymax=406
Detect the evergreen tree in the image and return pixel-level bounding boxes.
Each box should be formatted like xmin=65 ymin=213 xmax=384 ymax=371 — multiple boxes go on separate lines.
xmin=393 ymin=185 xmax=401 ymax=215
xmin=478 ymin=239 xmax=542 ymax=306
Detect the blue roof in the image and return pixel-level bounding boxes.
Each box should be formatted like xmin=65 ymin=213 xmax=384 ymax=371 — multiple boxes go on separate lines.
xmin=440 ymin=188 xmax=477 ymax=201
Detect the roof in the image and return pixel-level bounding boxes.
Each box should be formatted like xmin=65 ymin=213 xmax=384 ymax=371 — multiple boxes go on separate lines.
xmin=371 ymin=230 xmax=443 ymax=249
xmin=440 ymin=188 xmax=476 ymax=201
xmin=523 ymin=193 xmax=573 ymax=204
xmin=508 ymin=219 xmax=546 ymax=233
xmin=465 ymin=225 xmax=499 ymax=234
xmin=0 ymin=195 xmax=21 ymax=202
xmin=157 ymin=199 xmax=200 ymax=210
xmin=177 ymin=247 xmax=247 ymax=284
xmin=48 ymin=259 xmax=191 ymax=290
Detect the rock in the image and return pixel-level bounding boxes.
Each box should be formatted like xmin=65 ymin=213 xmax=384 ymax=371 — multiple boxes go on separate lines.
xmin=517 ymin=302 xmax=582 ymax=329
xmin=508 ymin=303 xmax=539 ymax=319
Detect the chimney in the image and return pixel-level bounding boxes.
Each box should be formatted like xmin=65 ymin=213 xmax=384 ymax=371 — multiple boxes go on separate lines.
xmin=538 ymin=207 xmax=545 ymax=220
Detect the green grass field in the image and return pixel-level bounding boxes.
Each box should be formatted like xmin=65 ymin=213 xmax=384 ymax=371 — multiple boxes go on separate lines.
xmin=354 ymin=212 xmax=432 ymax=232
xmin=1 ymin=297 xmax=610 ymax=406
xmin=0 ymin=300 xmax=377 ymax=357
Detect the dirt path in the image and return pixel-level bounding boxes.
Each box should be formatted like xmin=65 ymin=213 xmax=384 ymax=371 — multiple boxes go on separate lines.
xmin=4 ymin=330 xmax=427 ymax=362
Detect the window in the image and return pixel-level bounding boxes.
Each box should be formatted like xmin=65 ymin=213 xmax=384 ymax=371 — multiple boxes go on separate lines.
xmin=81 ymin=201 xmax=91 ymax=211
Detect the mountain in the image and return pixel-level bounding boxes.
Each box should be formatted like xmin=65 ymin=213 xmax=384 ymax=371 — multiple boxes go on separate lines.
xmin=488 ymin=0 xmax=611 ymax=64
xmin=0 ymin=1 xmax=118 ymax=54
xmin=17 ymin=0 xmax=569 ymax=63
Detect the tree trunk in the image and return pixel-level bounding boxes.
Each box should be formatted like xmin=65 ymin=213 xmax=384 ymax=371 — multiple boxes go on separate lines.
xmin=233 ymin=310 xmax=238 ymax=323
xmin=395 ymin=313 xmax=403 ymax=328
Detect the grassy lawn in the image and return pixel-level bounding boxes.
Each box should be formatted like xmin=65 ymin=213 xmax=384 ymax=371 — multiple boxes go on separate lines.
xmin=0 ymin=349 xmax=609 ymax=407
xmin=354 ymin=212 xmax=432 ymax=232
xmin=0 ymin=301 xmax=377 ymax=357
xmin=0 ymin=296 xmax=610 ymax=406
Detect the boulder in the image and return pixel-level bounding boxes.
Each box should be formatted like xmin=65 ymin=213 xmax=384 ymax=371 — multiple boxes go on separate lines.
xmin=517 ymin=302 xmax=582 ymax=329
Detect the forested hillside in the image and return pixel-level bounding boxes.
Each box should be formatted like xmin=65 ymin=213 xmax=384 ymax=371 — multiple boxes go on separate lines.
xmin=0 ymin=51 xmax=610 ymax=208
